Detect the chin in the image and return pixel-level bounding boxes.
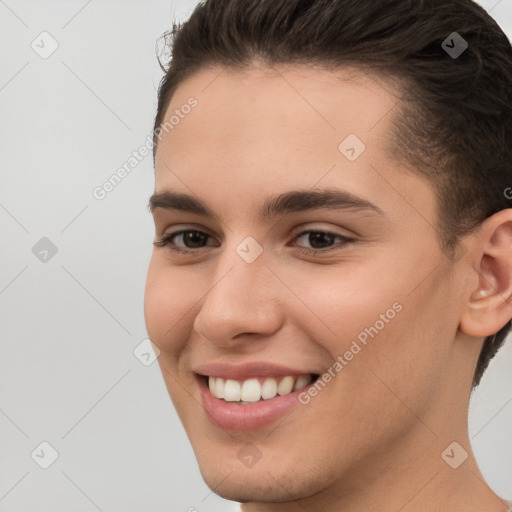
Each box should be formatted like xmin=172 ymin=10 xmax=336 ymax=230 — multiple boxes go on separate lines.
xmin=195 ymin=448 xmax=329 ymax=506
xmin=200 ymin=469 xmax=303 ymax=505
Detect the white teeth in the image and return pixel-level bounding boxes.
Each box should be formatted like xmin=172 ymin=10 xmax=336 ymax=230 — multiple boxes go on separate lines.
xmin=241 ymin=378 xmax=261 ymax=402
xmin=214 ymin=377 xmax=225 ymax=399
xmin=207 ymin=374 xmax=313 ymax=402
xmin=277 ymin=376 xmax=294 ymax=395
xmin=223 ymin=379 xmax=241 ymax=401
xmin=261 ymin=378 xmax=277 ymax=399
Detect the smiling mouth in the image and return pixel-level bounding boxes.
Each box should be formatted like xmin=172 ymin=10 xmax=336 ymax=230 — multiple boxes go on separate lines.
xmin=201 ymin=374 xmax=319 ymax=404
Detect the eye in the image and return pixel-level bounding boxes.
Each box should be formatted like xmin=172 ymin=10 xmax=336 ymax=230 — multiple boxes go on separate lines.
xmin=153 ymin=230 xmax=217 ymax=253
xmin=291 ymin=230 xmax=354 ymax=254
xmin=153 ymin=228 xmax=354 ymax=256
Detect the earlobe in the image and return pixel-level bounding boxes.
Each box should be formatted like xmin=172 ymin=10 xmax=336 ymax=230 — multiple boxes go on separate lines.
xmin=460 ymin=210 xmax=512 ymax=338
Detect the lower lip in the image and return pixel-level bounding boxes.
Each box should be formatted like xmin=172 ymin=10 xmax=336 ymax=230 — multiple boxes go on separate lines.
xmin=197 ymin=376 xmax=310 ymax=431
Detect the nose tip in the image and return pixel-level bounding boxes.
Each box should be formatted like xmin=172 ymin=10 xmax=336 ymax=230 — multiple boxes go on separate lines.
xmin=192 ymin=262 xmax=283 ymax=348
xmin=194 ymin=301 xmax=281 ymax=348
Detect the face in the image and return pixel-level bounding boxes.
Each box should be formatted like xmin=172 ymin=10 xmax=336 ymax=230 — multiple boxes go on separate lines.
xmin=144 ymin=64 xmax=467 ymax=504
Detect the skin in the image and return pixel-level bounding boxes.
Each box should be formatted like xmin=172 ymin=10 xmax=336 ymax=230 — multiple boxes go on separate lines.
xmin=144 ymin=63 xmax=512 ymax=511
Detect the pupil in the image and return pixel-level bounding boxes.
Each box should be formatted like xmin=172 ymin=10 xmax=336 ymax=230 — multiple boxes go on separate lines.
xmin=185 ymin=231 xmax=206 ymax=248
xmin=309 ymin=232 xmax=334 ymax=249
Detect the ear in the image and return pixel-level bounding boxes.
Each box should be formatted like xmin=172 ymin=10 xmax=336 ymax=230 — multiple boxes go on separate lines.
xmin=460 ymin=209 xmax=512 ymax=338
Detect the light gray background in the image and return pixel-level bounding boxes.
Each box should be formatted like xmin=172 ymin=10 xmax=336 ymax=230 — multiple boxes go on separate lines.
xmin=0 ymin=0 xmax=511 ymax=510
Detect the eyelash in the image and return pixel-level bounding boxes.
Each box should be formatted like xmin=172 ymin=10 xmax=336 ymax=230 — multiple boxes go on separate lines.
xmin=153 ymin=229 xmax=354 ymax=256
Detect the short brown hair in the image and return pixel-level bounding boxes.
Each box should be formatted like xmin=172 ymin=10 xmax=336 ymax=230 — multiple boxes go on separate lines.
xmin=152 ymin=0 xmax=512 ymax=386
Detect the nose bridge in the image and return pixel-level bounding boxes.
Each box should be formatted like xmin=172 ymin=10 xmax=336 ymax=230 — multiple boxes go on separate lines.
xmin=194 ymin=244 xmax=282 ymax=344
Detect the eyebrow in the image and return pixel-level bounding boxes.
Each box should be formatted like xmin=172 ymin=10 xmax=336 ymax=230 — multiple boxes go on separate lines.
xmin=148 ymin=188 xmax=384 ymax=219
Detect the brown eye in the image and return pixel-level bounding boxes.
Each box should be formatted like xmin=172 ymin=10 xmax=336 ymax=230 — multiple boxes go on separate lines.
xmin=178 ymin=231 xmax=209 ymax=248
xmin=154 ymin=230 xmax=217 ymax=253
xmin=292 ymin=230 xmax=354 ymax=255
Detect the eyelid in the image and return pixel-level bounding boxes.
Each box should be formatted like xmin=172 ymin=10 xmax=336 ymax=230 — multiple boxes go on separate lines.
xmin=291 ymin=223 xmax=357 ymax=239
xmin=292 ymin=228 xmax=350 ymax=241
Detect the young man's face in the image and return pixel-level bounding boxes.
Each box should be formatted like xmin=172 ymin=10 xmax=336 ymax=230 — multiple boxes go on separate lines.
xmin=144 ymin=65 xmax=480 ymax=505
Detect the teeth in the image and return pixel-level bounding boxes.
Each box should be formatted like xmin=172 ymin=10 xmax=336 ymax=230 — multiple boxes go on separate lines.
xmin=293 ymin=374 xmax=312 ymax=391
xmin=277 ymin=376 xmax=294 ymax=395
xmin=241 ymin=378 xmax=261 ymax=402
xmin=214 ymin=377 xmax=225 ymax=399
xmin=261 ymin=377 xmax=277 ymax=400
xmin=207 ymin=374 xmax=313 ymax=403
xmin=223 ymin=379 xmax=241 ymax=401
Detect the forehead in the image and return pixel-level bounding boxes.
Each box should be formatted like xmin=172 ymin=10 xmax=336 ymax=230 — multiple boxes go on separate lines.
xmin=153 ymin=64 xmax=435 ymax=228
xmin=156 ymin=63 xmax=401 ymax=165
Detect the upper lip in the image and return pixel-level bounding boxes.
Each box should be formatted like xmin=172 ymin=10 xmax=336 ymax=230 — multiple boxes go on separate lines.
xmin=194 ymin=361 xmax=318 ymax=381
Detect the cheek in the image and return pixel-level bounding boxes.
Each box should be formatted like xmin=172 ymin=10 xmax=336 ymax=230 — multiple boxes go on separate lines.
xmin=281 ymin=262 xmax=403 ymax=352
xmin=143 ymin=260 xmax=194 ymax=355
xmin=286 ymin=259 xmax=453 ymax=400
xmin=339 ymin=273 xmax=456 ymax=422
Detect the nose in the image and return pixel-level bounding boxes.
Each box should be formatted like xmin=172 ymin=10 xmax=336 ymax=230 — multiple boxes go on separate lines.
xmin=193 ymin=252 xmax=284 ymax=348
